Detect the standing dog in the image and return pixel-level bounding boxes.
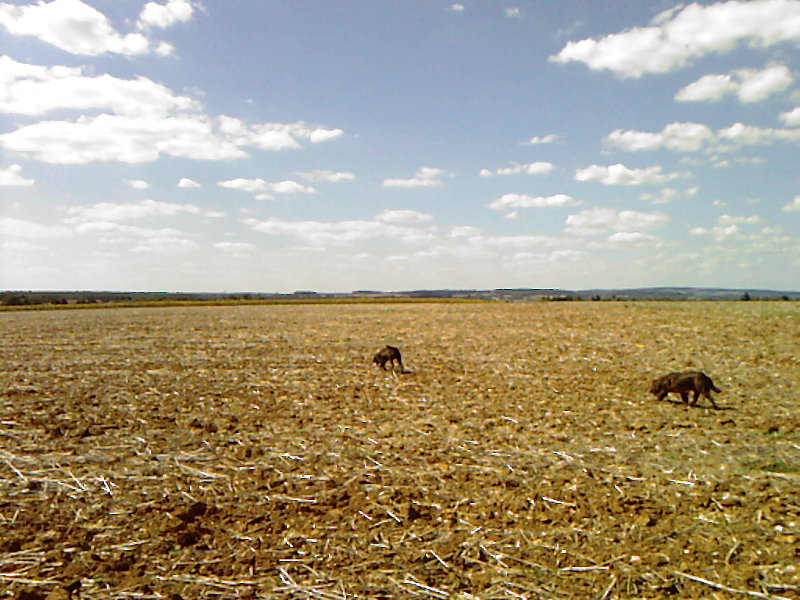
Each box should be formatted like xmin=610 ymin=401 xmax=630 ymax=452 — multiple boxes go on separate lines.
xmin=650 ymin=371 xmax=721 ymax=408
xmin=373 ymin=345 xmax=404 ymax=372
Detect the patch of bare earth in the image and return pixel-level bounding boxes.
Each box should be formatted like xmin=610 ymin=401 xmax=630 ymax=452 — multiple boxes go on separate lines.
xmin=0 ymin=302 xmax=798 ymax=599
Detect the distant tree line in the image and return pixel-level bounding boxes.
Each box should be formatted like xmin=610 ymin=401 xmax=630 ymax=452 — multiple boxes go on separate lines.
xmin=1 ymin=289 xmax=797 ymax=308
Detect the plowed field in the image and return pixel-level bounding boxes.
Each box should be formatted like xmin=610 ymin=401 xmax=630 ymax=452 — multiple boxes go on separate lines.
xmin=1 ymin=301 xmax=798 ymax=599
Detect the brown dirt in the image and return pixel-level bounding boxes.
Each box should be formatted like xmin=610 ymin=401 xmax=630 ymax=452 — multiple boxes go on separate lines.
xmin=0 ymin=301 xmax=798 ymax=599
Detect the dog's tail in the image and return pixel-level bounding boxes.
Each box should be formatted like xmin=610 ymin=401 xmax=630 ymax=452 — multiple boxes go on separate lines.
xmin=711 ymin=383 xmax=721 ymax=393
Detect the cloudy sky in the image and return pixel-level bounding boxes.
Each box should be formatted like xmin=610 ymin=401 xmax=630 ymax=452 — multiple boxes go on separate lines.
xmin=1 ymin=0 xmax=799 ymax=292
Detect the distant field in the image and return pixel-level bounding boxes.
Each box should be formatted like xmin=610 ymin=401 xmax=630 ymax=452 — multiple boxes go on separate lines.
xmin=0 ymin=302 xmax=797 ymax=599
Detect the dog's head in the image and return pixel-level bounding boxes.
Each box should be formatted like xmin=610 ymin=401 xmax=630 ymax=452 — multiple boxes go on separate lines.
xmin=649 ymin=378 xmax=666 ymax=396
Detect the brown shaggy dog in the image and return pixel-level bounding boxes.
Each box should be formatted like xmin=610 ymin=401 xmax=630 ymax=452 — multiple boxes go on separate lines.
xmin=650 ymin=371 xmax=721 ymax=409
xmin=373 ymin=345 xmax=404 ymax=371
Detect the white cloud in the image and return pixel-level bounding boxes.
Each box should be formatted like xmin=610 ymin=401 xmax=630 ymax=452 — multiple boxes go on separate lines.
xmin=0 ymin=57 xmax=200 ymax=116
xmin=606 ymin=122 xmax=715 ymax=152
xmin=0 ymin=57 xmax=343 ymax=165
xmin=375 ymin=209 xmax=433 ymax=223
xmin=383 ymin=167 xmax=445 ymax=188
xmin=574 ymin=163 xmax=686 ymax=185
xmin=66 ymin=199 xmax=223 ymax=223
xmin=138 ymin=0 xmax=194 ymax=30
xmin=565 ymin=207 xmax=668 ymax=236
xmin=177 ymin=177 xmax=201 ymax=188
xmin=70 ymin=222 xmax=196 ymax=255
xmin=0 ymin=164 xmax=34 ymax=186
xmin=737 ymin=65 xmax=794 ymax=102
xmin=639 ymin=186 xmax=699 ymax=204
xmin=524 ymin=134 xmax=558 ymax=145
xmin=218 ymin=178 xmax=317 ymax=197
xmin=0 ymin=116 xmax=343 ymax=165
xmin=718 ymin=122 xmax=800 ymax=145
xmin=690 ymin=213 xmax=768 ymax=242
xmin=488 ymin=193 xmax=580 ymax=210
xmin=676 ymin=65 xmax=793 ymax=103
xmin=296 ymin=169 xmax=355 ymax=182
xmin=130 ymin=236 xmax=197 ymax=254
xmin=0 ymin=0 xmax=150 ymax=55
xmin=607 ymin=231 xmax=658 ymax=245
xmin=155 ymin=41 xmax=175 ymax=56
xmin=479 ymin=161 xmax=555 ymax=177
xmin=217 ymin=115 xmax=343 ymax=150
xmin=718 ymin=214 xmax=764 ymax=226
xmin=125 ymin=179 xmax=150 ymax=190
xmin=551 ymin=0 xmax=800 ymax=78
xmin=781 ymin=196 xmax=800 ymax=212
xmin=780 ymin=107 xmax=800 ymax=126
xmin=607 ymin=120 xmax=800 ymax=154
xmin=245 ymin=217 xmax=435 ymax=246
xmin=1 ymin=216 xmax=71 ymax=238
xmin=449 ymin=4 xmax=465 ymax=12
xmin=689 ymin=224 xmax=741 ymax=240
xmin=505 ymin=7 xmax=521 ymax=18
xmin=215 ymin=241 xmax=255 ymax=253
xmin=0 ymin=114 xmax=246 ymax=164
xmin=675 ymin=74 xmax=738 ymax=102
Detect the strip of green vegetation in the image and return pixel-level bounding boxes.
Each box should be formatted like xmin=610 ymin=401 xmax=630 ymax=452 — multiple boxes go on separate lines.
xmin=0 ymin=295 xmax=488 ymax=312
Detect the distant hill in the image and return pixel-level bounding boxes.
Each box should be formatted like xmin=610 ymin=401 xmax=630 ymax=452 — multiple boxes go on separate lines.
xmin=2 ymin=287 xmax=799 ymax=307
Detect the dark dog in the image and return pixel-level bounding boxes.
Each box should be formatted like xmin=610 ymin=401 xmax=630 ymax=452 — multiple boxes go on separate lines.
xmin=650 ymin=371 xmax=721 ymax=408
xmin=373 ymin=345 xmax=404 ymax=371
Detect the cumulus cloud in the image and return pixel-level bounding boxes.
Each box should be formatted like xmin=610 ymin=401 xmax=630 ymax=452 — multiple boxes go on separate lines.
xmin=639 ymin=186 xmax=699 ymax=204
xmin=488 ymin=193 xmax=580 ymax=211
xmin=606 ymin=120 xmax=800 ymax=154
xmin=0 ymin=164 xmax=34 ymax=186
xmin=479 ymin=161 xmax=555 ymax=177
xmin=718 ymin=214 xmax=764 ymax=226
xmin=125 ymin=179 xmax=150 ymax=190
xmin=0 ymin=57 xmax=344 ymax=165
xmin=551 ymin=0 xmax=800 ymax=78
xmin=218 ymin=178 xmax=317 ymax=200
xmin=296 ymin=169 xmax=355 ymax=182
xmin=719 ymin=122 xmax=800 ymax=145
xmin=689 ymin=224 xmax=740 ymax=241
xmin=781 ymin=196 xmax=800 ymax=212
xmin=675 ymin=64 xmax=793 ymax=103
xmin=574 ymin=163 xmax=686 ymax=185
xmin=66 ymin=199 xmax=223 ymax=223
xmin=606 ymin=122 xmax=715 ymax=152
xmin=130 ymin=236 xmax=197 ymax=254
xmin=383 ymin=167 xmax=445 ymax=188
xmin=1 ymin=216 xmax=71 ymax=238
xmin=245 ymin=217 xmax=436 ymax=246
xmin=138 ymin=0 xmax=194 ymax=30
xmin=524 ymin=134 xmax=558 ymax=145
xmin=565 ymin=207 xmax=668 ymax=236
xmin=217 ymin=115 xmax=343 ymax=150
xmin=215 ymin=241 xmax=256 ymax=253
xmin=780 ymin=107 xmax=800 ymax=126
xmin=0 ymin=57 xmax=200 ymax=116
xmin=0 ymin=0 xmax=150 ymax=55
xmin=675 ymin=74 xmax=739 ymax=103
xmin=0 ymin=115 xmax=344 ymax=165
xmin=375 ymin=209 xmax=433 ymax=223
xmin=607 ymin=231 xmax=659 ymax=245
xmin=0 ymin=114 xmax=246 ymax=164
xmin=177 ymin=177 xmax=201 ymax=188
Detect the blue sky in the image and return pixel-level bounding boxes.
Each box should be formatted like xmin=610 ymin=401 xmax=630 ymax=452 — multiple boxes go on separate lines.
xmin=1 ymin=0 xmax=799 ymax=292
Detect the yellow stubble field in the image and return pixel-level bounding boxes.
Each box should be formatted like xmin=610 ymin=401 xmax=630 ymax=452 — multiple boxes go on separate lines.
xmin=0 ymin=301 xmax=798 ymax=599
